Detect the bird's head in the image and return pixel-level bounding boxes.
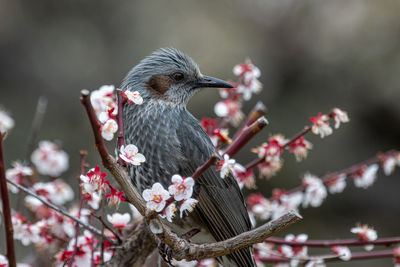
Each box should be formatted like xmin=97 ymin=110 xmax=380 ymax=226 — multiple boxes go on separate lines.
xmin=121 ymin=47 xmax=233 ymax=106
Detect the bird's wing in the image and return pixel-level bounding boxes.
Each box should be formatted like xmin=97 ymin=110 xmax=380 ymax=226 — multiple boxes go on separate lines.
xmin=176 ymin=112 xmax=255 ymax=267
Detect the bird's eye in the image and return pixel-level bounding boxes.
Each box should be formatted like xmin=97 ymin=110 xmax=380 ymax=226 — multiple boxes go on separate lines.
xmin=172 ymin=72 xmax=185 ymax=82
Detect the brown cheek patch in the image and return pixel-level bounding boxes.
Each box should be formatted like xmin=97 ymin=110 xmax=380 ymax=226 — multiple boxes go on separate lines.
xmin=146 ymin=75 xmax=173 ymax=95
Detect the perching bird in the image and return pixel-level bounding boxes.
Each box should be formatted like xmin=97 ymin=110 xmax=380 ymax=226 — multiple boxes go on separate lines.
xmin=121 ymin=48 xmax=255 ymax=267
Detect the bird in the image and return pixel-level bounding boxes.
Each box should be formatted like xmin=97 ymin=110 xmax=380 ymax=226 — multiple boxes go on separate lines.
xmin=121 ymin=47 xmax=255 ymax=267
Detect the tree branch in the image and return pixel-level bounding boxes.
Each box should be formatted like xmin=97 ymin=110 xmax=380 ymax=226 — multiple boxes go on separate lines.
xmin=0 ymin=133 xmax=17 ymax=267
xmin=232 ymin=101 xmax=266 ymax=141
xmin=116 ymin=89 xmax=126 ymax=165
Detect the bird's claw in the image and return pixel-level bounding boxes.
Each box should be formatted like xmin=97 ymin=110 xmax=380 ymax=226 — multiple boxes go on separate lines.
xmin=158 ymin=242 xmax=173 ymax=266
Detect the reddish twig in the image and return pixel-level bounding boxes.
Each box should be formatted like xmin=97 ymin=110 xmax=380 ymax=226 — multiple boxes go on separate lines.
xmin=192 ymin=153 xmax=219 ymax=179
xmin=116 ymin=89 xmax=126 ymax=165
xmin=259 ymin=249 xmax=395 ymax=263
xmin=69 ymin=151 xmax=88 ymax=267
xmin=224 ymin=116 xmax=268 ymax=158
xmin=80 ymin=90 xmax=111 ymax=164
xmin=0 ymin=133 xmax=16 ymax=267
xmin=265 ymin=236 xmax=400 ymax=247
xmin=232 ymin=102 xmax=267 ymax=141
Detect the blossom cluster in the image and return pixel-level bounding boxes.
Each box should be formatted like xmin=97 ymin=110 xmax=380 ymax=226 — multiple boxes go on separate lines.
xmin=142 ymin=174 xmax=198 ymax=222
xmin=213 ymin=60 xmax=262 ymax=127
xmin=90 ymin=85 xmax=143 ymax=141
xmin=31 ymin=140 xmax=69 ymax=177
xmin=80 ymin=165 xmax=125 ymax=209
xmin=247 ymin=154 xmax=399 ymax=222
xmin=310 ymin=108 xmax=349 ymax=138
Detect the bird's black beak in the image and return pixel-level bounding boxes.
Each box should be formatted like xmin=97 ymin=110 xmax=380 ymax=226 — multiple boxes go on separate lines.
xmin=195 ymin=75 xmax=233 ymax=88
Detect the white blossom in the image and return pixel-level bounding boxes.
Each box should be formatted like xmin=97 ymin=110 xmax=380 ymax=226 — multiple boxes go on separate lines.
xmin=6 ymin=162 xmax=32 ymax=193
xmin=302 ymin=173 xmax=327 ymax=208
xmin=353 ymin=164 xmax=379 ymax=189
xmin=351 ymin=224 xmax=377 ymax=251
xmin=326 ymin=174 xmax=347 ymax=194
xmin=119 ymin=144 xmax=146 ymax=166
xmin=101 ymin=119 xmax=118 ymax=141
xmin=160 ymin=203 xmax=177 ymax=223
xmin=168 ymin=175 xmax=194 ymax=201
xmin=331 ymin=108 xmax=349 ymax=129
xmin=31 ymin=141 xmax=69 ymax=177
xmin=0 ymin=109 xmax=14 ymax=134
xmin=123 ymin=90 xmax=143 ymax=105
xmin=218 ymin=154 xmax=236 ymax=178
xmin=331 ymin=246 xmax=352 ymax=261
xmin=180 ymin=198 xmax=198 ymax=218
xmin=142 ymin=183 xmax=171 ymax=212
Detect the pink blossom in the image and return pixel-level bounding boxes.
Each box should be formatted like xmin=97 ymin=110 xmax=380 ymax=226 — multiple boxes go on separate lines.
xmin=331 ymin=246 xmax=352 ymax=261
xmin=107 ymin=213 xmax=131 ymax=230
xmin=214 ymin=100 xmax=244 ymax=126
xmin=101 ymin=119 xmax=118 ymax=141
xmin=0 ymin=109 xmax=14 ymax=134
xmin=6 ymin=161 xmax=32 ymax=193
xmin=179 ymin=198 xmax=198 ymax=218
xmin=351 ymin=224 xmax=377 ymax=251
xmin=232 ymin=164 xmax=255 ymax=189
xmin=279 ymin=234 xmax=309 ymax=266
xmin=325 ymin=174 xmax=347 ymax=194
xmin=302 ymin=173 xmax=327 ymax=208
xmin=310 ymin=113 xmax=333 ymax=138
xmin=31 ymin=140 xmax=69 ymax=177
xmin=122 ymin=90 xmax=143 ymax=105
xmin=233 ymin=59 xmax=261 ymax=81
xmin=352 ymin=164 xmax=379 ymax=189
xmin=217 ymin=154 xmax=236 ymax=178
xmin=289 ymin=137 xmax=313 ymax=162
xmin=271 ymin=191 xmax=303 ymax=220
xmin=119 ymin=144 xmax=146 ymax=166
xmin=105 ymin=186 xmax=125 ymax=208
xmin=142 ymin=183 xmax=170 ymax=212
xmin=160 ymin=203 xmax=177 ymax=223
xmin=86 ymin=166 xmax=109 ymax=192
xmin=168 ymin=174 xmax=194 ymax=201
xmin=331 ymin=107 xmax=349 ymax=129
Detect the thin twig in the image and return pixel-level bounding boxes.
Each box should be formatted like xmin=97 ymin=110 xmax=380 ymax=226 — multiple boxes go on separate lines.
xmin=68 ymin=151 xmax=88 ymax=267
xmin=191 ymin=153 xmax=219 ymax=179
xmin=26 ymin=96 xmax=48 ymax=163
xmin=92 ymin=214 xmax=122 ymax=244
xmin=5 ymin=177 xmax=116 ymax=244
xmin=116 ymin=89 xmax=126 ymax=165
xmin=0 ymin=133 xmax=17 ymax=267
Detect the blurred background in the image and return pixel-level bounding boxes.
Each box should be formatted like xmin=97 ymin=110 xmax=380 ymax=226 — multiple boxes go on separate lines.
xmin=0 ymin=0 xmax=399 ymax=266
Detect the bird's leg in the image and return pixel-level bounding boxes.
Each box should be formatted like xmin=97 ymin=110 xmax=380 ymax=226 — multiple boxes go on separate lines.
xmin=181 ymin=228 xmax=201 ymax=241
xmin=158 ymin=228 xmax=201 ymax=265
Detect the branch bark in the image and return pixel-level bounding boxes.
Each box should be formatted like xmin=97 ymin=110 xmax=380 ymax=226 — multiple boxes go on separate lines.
xmin=0 ymin=133 xmax=16 ymax=267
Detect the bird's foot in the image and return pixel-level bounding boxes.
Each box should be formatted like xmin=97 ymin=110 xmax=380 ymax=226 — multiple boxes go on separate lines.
xmin=158 ymin=242 xmax=173 ymax=266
